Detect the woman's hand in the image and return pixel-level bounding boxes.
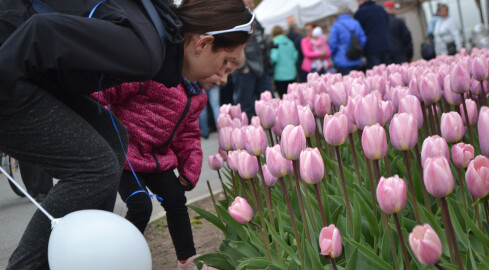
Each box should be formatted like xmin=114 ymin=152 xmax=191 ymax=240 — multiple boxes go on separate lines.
xmin=178 ymin=175 xmax=192 ymax=190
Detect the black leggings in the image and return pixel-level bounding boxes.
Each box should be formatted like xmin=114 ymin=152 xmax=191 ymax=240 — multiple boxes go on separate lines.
xmin=118 ymin=169 xmax=196 ymax=261
xmin=2 ymin=81 xmax=128 ymax=270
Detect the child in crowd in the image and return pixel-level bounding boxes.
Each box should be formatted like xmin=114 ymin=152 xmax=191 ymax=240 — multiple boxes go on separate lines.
xmin=92 ymin=52 xmax=244 ymax=270
xmin=310 ymin=26 xmax=333 ymax=73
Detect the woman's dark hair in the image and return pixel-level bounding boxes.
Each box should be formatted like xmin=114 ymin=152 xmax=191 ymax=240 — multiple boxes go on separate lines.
xmin=272 ymin=26 xmax=283 ymax=37
xmin=175 ymin=0 xmax=253 ymax=51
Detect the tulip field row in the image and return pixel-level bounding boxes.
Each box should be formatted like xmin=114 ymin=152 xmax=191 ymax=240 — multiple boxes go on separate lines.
xmin=193 ymin=49 xmax=489 ymax=270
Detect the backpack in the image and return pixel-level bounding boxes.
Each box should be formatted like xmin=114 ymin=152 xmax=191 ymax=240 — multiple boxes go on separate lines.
xmin=338 ymin=22 xmax=363 ymax=60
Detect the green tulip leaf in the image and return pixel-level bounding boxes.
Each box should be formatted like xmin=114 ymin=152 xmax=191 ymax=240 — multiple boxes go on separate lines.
xmin=235 ymin=257 xmax=272 ymax=270
xmin=188 ymin=205 xmax=226 ymax=232
xmin=344 ymin=236 xmax=394 ymax=270
xmin=194 ymin=253 xmax=235 ymax=270
xmin=265 ymin=219 xmax=301 ymax=265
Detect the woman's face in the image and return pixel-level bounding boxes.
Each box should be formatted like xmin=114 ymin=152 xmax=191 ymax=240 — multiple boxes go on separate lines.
xmin=306 ymin=25 xmax=314 ymax=38
xmin=439 ymin=7 xmax=448 ymax=17
xmin=183 ymin=35 xmax=245 ymax=82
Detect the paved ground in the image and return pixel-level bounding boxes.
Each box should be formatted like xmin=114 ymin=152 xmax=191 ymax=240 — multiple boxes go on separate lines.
xmin=0 ymin=133 xmax=221 ymax=269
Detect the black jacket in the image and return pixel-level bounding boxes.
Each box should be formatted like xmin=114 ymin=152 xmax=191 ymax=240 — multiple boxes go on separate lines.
xmin=387 ymin=14 xmax=412 ymax=57
xmin=0 ymin=0 xmax=183 ymax=100
xmin=354 ymin=0 xmax=391 ymax=55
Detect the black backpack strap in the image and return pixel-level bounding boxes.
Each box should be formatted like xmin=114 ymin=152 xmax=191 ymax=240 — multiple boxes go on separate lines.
xmin=337 ymin=21 xmax=353 ymax=35
xmin=140 ymin=0 xmax=167 ymax=59
xmin=28 ymin=0 xmax=55 ymax=14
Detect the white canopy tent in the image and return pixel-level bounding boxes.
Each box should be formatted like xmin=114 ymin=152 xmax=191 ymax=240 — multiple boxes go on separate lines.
xmin=254 ymin=0 xmax=358 ymax=34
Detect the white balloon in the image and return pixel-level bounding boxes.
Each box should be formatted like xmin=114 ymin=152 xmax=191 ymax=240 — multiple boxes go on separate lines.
xmin=48 ymin=210 xmax=152 ymax=270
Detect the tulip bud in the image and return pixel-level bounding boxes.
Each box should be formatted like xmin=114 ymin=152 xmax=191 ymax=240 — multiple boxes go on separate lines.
xmin=226 ymin=150 xmax=240 ymax=171
xmin=409 ymin=224 xmax=443 ymax=265
xmin=280 ymin=125 xmax=306 ymax=160
xmin=443 ymin=75 xmax=463 ymax=106
xmin=471 ymin=56 xmax=488 ymax=81
xmin=470 ymin=78 xmax=482 ymax=96
xmin=330 ymin=82 xmax=348 ymax=107
xmin=241 ymin=112 xmax=249 ymax=126
xmin=323 ymin=113 xmax=349 ymax=146
xmin=251 ymin=116 xmax=261 ymax=127
xmin=260 ymin=91 xmax=273 ymax=101
xmin=218 ymin=149 xmax=227 ymax=162
xmin=244 ymin=126 xmax=267 ymax=156
xmin=452 ymin=142 xmax=474 ymax=169
xmin=258 ymin=103 xmax=277 ymax=129
xmin=319 ymin=225 xmax=342 ymax=259
xmin=355 ymin=94 xmax=382 ymax=130
xmin=460 ymin=99 xmax=478 ymax=125
xmin=218 ymin=127 xmax=233 ymax=151
xmin=299 ymin=148 xmax=324 ymax=184
xmin=450 ymin=61 xmax=471 ymax=94
xmin=362 ymin=124 xmax=388 ymax=160
xmin=229 ymin=104 xmax=242 ymax=119
xmin=389 ymin=113 xmax=418 ymax=151
xmin=266 ymin=145 xmax=293 ymax=178
xmin=380 ymin=100 xmax=394 ymax=126
xmin=277 ymin=100 xmax=300 ymax=130
xmin=208 ymin=154 xmax=223 ymax=170
xmin=440 ymin=112 xmax=465 ymax=143
xmin=423 ymin=157 xmax=455 ymax=197
xmin=409 ymin=77 xmax=421 ymax=99
xmin=479 ymin=106 xmax=489 ymax=157
xmin=419 ymin=72 xmax=442 ymax=105
xmin=298 ymin=105 xmax=316 ymax=138
xmin=313 ymin=93 xmax=332 ymax=118
xmin=465 ymin=155 xmax=489 ymax=198
xmin=339 ymin=105 xmax=357 ymax=133
xmin=237 ymin=151 xmax=259 ymax=179
xmin=421 ymin=136 xmax=450 ymax=167
xmin=219 ymin=104 xmax=231 ymax=115
xmin=389 ymin=72 xmax=403 ymax=87
xmin=271 ymin=122 xmax=282 ymax=137
xmin=216 ymin=114 xmax=234 ymax=130
xmin=376 ymin=175 xmax=407 ymax=214
xmin=262 ymin=164 xmax=278 ymax=187
xmin=255 ymin=100 xmax=264 ymax=116
xmin=398 ymin=95 xmax=424 ymax=129
xmin=229 ymin=196 xmax=254 ymax=224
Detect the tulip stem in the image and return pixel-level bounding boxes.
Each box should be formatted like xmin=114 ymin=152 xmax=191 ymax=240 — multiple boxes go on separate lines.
xmin=431 ymin=104 xmax=441 ymax=134
xmin=314 ymin=183 xmax=328 ymax=226
xmin=237 ymin=175 xmax=250 ymax=203
xmin=334 ymin=146 xmax=354 ymax=233
xmin=230 ymin=171 xmax=239 ymax=197
xmin=484 ymin=200 xmax=489 ymax=235
xmin=359 ymin=131 xmax=377 ymax=216
xmin=393 ymin=213 xmax=412 ymax=270
xmin=314 ymin=122 xmax=324 ymax=151
xmin=427 ymin=104 xmax=436 ymax=135
xmin=440 ymin=197 xmax=464 ymax=270
xmin=456 ymin=168 xmax=468 ymax=212
xmin=402 ymin=151 xmax=421 ymax=224
xmin=306 ymin=137 xmax=313 ymax=148
xmin=206 ymin=180 xmax=220 ymax=219
xmin=292 ymin=160 xmax=312 ymax=244
xmin=420 ymin=101 xmax=430 ymax=136
xmin=435 ymin=263 xmax=448 ymax=270
xmin=473 ymin=194 xmax=488 ymax=255
xmin=257 ymin=158 xmax=275 ymax=228
xmin=460 ymin=94 xmax=475 ymax=146
xmin=480 ymin=81 xmax=488 ymax=107
xmin=331 ymin=258 xmax=338 ymax=270
xmin=217 ymin=170 xmax=229 ymax=202
xmin=279 ymin=178 xmax=305 ymax=266
xmin=383 ymin=155 xmax=391 ymax=176
xmin=414 ymin=145 xmax=433 ymax=215
xmin=250 ymin=178 xmax=272 ymax=260
xmin=348 ymin=134 xmax=362 ymax=186
xmin=266 ymin=129 xmax=274 ymax=146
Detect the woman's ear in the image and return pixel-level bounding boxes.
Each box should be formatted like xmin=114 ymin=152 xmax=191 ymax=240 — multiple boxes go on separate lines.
xmin=195 ymin=35 xmax=215 ymax=55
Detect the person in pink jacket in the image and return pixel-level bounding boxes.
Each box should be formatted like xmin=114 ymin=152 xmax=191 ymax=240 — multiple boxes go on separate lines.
xmin=92 ymin=53 xmax=244 ymax=270
xmin=301 ymin=23 xmax=332 ymax=75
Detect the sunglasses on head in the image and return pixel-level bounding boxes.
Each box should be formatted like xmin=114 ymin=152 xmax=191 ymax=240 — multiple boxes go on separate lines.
xmin=201 ymin=8 xmax=255 ymax=37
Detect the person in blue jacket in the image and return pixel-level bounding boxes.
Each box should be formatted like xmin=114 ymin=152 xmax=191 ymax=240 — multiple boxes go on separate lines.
xmin=329 ymin=6 xmax=367 ymax=75
xmin=354 ymin=0 xmax=391 ymax=69
xmin=270 ymin=26 xmax=298 ymax=97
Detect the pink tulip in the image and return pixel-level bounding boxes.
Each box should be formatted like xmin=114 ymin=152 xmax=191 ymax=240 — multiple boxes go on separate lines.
xmin=371 ymin=75 xmax=388 ymax=95
xmin=450 ymin=61 xmax=471 ymax=94
xmin=390 ymin=86 xmax=410 ymax=110
xmin=443 ymin=75 xmax=463 ymax=105
xmin=271 ymin=122 xmax=282 ymax=137
xmin=208 ymin=154 xmax=224 ymax=170
xmin=218 ymin=149 xmax=227 ymax=162
xmin=330 ymin=82 xmax=348 ymax=107
xmin=376 ymin=175 xmax=407 ymax=214
xmin=216 ymin=114 xmax=234 ymax=130
xmin=258 ymin=103 xmax=277 ymax=129
xmin=231 ymin=128 xmax=245 ymax=150
xmin=262 ymin=164 xmax=278 ymax=187
xmin=226 ymin=150 xmax=240 ymax=171
xmin=260 ymin=91 xmax=273 ymax=101
xmin=354 ymin=94 xmax=382 ymax=130
xmin=229 ymin=104 xmax=242 ymax=119
xmin=421 ymin=136 xmax=450 ymax=167
xmin=466 ymin=155 xmax=489 ymax=198
xmin=299 ymin=148 xmax=324 ymax=184
xmin=380 ymin=100 xmax=394 ymax=126
xmin=478 ymin=106 xmax=489 ymax=157
xmin=423 ymin=157 xmax=455 ymax=197
xmin=244 ymin=126 xmax=267 ymax=156
xmin=229 ymin=196 xmax=254 ymax=224
xmin=280 ymin=125 xmax=306 ymax=160
xmin=266 ymin=145 xmax=293 ymax=178
xmin=237 ymin=151 xmax=259 ymax=179
xmin=389 ymin=113 xmax=418 ymax=151
xmin=339 ymin=106 xmax=357 ymax=133
xmin=452 ymin=143 xmax=474 ymax=169
xmin=277 ymin=100 xmax=300 ymax=130
xmin=219 ymin=104 xmax=231 ymax=115
xmin=255 ymin=100 xmax=264 ymax=116
xmin=241 ymin=112 xmax=249 ymax=126
xmin=409 ymin=224 xmax=443 ymax=265
xmin=471 ymin=56 xmax=488 ymax=81
xmin=298 ymin=105 xmax=316 ymax=138
xmin=231 ymin=118 xmax=242 ymax=128
xmin=470 ymin=78 xmax=482 ymax=96
xmin=409 ymin=77 xmax=421 ymax=99
xmin=362 ymin=124 xmax=388 ymax=160
xmin=323 ymin=113 xmax=349 ymax=146
xmin=251 ymin=116 xmax=261 ymax=127
xmin=313 ymin=93 xmax=331 ymax=117
xmin=419 ymin=72 xmax=442 ymax=105
xmin=218 ymin=127 xmax=233 ymax=151
xmin=460 ymin=99 xmax=478 ymax=125
xmin=346 ymin=95 xmax=361 ymax=126
xmin=350 ymin=82 xmax=368 ymax=97
xmin=319 ymin=225 xmax=342 ymax=258
xmin=389 ymin=72 xmax=403 ymax=87
xmin=440 ymin=112 xmax=465 ymax=143
xmin=398 ymin=95 xmax=424 ymax=129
